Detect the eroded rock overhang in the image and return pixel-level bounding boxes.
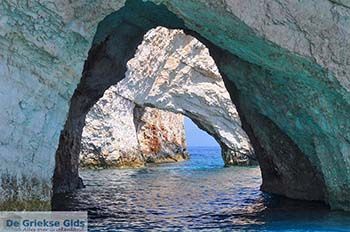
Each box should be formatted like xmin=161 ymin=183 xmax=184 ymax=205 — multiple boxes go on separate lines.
xmin=80 ymin=26 xmax=255 ymax=168
xmin=55 ymin=0 xmax=350 ymax=210
xmin=0 ymin=0 xmax=349 ymax=211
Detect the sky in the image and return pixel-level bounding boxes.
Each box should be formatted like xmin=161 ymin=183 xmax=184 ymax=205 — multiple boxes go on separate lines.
xmin=184 ymin=117 xmax=219 ymax=147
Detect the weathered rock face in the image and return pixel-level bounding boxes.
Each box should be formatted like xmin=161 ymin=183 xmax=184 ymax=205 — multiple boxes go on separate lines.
xmin=79 ymin=91 xmax=142 ymax=168
xmin=117 ymin=27 xmax=255 ymax=166
xmin=80 ymin=26 xmax=254 ymax=168
xmin=0 ymin=0 xmax=127 ymax=209
xmin=80 ymin=85 xmax=188 ymax=168
xmin=134 ymin=106 xmax=188 ymax=164
xmin=1 ymin=0 xmax=350 ymax=211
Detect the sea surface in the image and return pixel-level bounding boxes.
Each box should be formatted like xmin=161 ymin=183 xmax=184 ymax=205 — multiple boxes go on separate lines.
xmin=53 ymin=147 xmax=350 ymax=231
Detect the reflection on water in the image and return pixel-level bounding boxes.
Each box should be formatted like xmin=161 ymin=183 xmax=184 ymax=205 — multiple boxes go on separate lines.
xmin=53 ymin=147 xmax=350 ymax=231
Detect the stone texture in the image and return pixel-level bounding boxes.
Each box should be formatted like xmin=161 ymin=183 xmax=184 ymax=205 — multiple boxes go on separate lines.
xmin=0 ymin=0 xmax=127 ymax=209
xmin=160 ymin=0 xmax=350 ymax=210
xmin=79 ymin=90 xmax=142 ymax=168
xmin=119 ymin=27 xmax=255 ymax=166
xmin=1 ymin=0 xmax=350 ymax=211
xmin=80 ymin=85 xmax=188 ymax=168
xmin=134 ymin=106 xmax=188 ymax=164
xmin=81 ymin=26 xmax=254 ymax=168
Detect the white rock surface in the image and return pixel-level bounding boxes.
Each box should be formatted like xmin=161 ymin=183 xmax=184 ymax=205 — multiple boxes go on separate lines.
xmin=0 ymin=0 xmax=350 ymax=210
xmin=80 ymin=85 xmax=187 ymax=168
xmin=80 ymin=27 xmax=254 ymax=168
xmin=117 ymin=27 xmax=254 ymax=166
xmin=80 ymin=89 xmax=141 ymax=168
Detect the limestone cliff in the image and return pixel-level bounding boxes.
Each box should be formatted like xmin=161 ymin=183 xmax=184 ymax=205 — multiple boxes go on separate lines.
xmin=81 ymin=27 xmax=254 ymax=168
xmin=118 ymin=27 xmax=255 ymax=166
xmin=80 ymin=86 xmax=188 ymax=168
xmin=1 ymin=0 xmax=350 ymax=211
xmin=79 ymin=91 xmax=142 ymax=168
xmin=134 ymin=106 xmax=188 ymax=164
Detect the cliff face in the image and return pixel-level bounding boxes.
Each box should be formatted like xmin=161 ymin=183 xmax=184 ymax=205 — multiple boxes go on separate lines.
xmin=80 ymin=27 xmax=254 ymax=168
xmin=134 ymin=106 xmax=188 ymax=164
xmin=1 ymin=0 xmax=350 ymax=211
xmin=80 ymin=85 xmax=187 ymax=168
xmin=118 ymin=27 xmax=255 ymax=166
xmin=0 ymin=0 xmax=127 ymax=209
xmin=79 ymin=90 xmax=142 ymax=168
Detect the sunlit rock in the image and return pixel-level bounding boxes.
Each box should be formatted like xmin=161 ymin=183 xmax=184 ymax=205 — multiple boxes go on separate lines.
xmin=1 ymin=0 xmax=350 ymax=211
xmin=80 ymin=88 xmax=188 ymax=168
xmin=118 ymin=27 xmax=255 ymax=166
xmin=134 ymin=106 xmax=189 ymax=164
xmin=80 ymin=27 xmax=254 ymax=168
xmin=80 ymin=92 xmax=142 ymax=168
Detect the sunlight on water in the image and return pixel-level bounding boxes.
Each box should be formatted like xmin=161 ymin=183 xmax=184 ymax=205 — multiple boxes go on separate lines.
xmin=53 ymin=147 xmax=350 ymax=231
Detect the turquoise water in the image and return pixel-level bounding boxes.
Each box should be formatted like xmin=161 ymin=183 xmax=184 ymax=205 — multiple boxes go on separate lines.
xmin=53 ymin=147 xmax=350 ymax=231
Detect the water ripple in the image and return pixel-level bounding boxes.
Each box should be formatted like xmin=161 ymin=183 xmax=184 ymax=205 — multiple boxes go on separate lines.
xmin=53 ymin=147 xmax=350 ymax=231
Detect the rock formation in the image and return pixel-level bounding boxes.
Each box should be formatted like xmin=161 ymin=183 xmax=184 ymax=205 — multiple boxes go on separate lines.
xmin=134 ymin=106 xmax=188 ymax=164
xmin=119 ymin=27 xmax=255 ymax=166
xmin=80 ymin=27 xmax=254 ymax=168
xmin=1 ymin=0 xmax=350 ymax=211
xmin=80 ymin=87 xmax=188 ymax=168
xmin=80 ymin=92 xmax=141 ymax=168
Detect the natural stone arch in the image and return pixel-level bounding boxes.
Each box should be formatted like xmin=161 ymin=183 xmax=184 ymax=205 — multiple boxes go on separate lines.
xmin=118 ymin=27 xmax=255 ymax=166
xmin=53 ymin=0 xmax=328 ymax=209
xmin=1 ymin=0 xmax=350 ymax=212
xmin=80 ymin=26 xmax=255 ymax=168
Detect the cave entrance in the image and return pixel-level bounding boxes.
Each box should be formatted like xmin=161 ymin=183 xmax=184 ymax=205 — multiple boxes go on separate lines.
xmin=53 ymin=0 xmax=326 ymax=206
xmin=78 ymin=26 xmax=254 ymax=172
xmin=53 ymin=17 xmax=256 ymax=193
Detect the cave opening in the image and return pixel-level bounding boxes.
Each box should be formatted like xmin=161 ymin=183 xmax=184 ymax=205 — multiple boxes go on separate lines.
xmin=184 ymin=117 xmax=220 ymax=148
xmin=184 ymin=116 xmax=225 ymax=167
xmin=53 ymin=22 xmax=257 ymax=194
xmin=77 ymin=24 xmax=254 ymax=171
xmin=53 ymin=0 xmax=328 ymax=212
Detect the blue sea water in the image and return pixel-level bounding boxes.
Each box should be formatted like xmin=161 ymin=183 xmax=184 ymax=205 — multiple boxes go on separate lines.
xmin=53 ymin=147 xmax=350 ymax=231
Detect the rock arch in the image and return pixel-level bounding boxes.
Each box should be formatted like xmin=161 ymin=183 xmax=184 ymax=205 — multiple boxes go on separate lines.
xmin=1 ymin=0 xmax=350 ymax=211
xmin=54 ymin=0 xmax=328 ymax=207
xmin=80 ymin=26 xmax=255 ymax=168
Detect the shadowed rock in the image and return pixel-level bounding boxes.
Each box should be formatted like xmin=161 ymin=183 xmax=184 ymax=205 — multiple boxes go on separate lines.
xmin=1 ymin=0 xmax=350 ymax=211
